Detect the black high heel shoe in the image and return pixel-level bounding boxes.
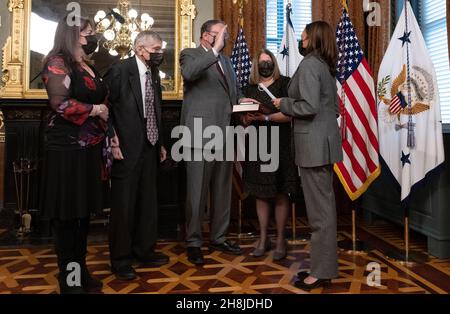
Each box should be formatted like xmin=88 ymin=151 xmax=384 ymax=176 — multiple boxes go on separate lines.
xmin=252 ymin=240 xmax=271 ymax=257
xmin=273 ymin=240 xmax=288 ymax=261
xmin=297 ymin=271 xmax=309 ymax=280
xmin=294 ymin=273 xmax=331 ymax=290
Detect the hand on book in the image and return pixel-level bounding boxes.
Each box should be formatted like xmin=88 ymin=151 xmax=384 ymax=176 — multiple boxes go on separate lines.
xmin=239 ymin=98 xmax=260 ymax=105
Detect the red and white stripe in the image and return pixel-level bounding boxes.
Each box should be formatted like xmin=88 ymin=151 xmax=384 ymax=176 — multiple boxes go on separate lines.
xmin=389 ymin=95 xmax=402 ymax=114
xmin=335 ymin=59 xmax=380 ymax=200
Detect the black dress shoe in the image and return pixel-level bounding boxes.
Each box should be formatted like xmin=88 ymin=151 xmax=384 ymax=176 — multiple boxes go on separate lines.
xmin=58 ymin=273 xmax=86 ymax=295
xmin=294 ymin=277 xmax=331 ymax=290
xmin=81 ymin=265 xmax=103 ymax=291
xmin=112 ymin=265 xmax=137 ymax=281
xmin=59 ymin=284 xmax=87 ymax=294
xmin=187 ymin=247 xmax=205 ymax=265
xmin=209 ymin=240 xmax=242 ymax=255
xmin=138 ymin=252 xmax=170 ymax=267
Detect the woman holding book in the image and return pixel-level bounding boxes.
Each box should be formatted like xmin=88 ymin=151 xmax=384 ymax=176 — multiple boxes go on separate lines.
xmin=240 ymin=49 xmax=299 ymax=261
xmin=273 ymin=21 xmax=342 ymax=289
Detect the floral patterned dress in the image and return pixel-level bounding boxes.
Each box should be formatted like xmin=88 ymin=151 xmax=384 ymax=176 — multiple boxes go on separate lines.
xmin=42 ymin=55 xmax=113 ymax=178
xmin=40 ymin=55 xmax=113 ymax=220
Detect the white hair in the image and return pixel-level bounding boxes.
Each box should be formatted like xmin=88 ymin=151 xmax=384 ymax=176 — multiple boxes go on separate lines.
xmin=134 ymin=31 xmax=162 ymax=49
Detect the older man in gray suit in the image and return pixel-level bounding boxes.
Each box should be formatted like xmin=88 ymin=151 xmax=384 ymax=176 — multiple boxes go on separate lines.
xmin=179 ymin=20 xmax=256 ymax=264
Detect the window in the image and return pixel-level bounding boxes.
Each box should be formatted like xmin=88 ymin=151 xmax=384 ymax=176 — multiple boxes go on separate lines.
xmin=419 ymin=0 xmax=450 ymax=124
xmin=266 ymin=0 xmax=312 ymax=55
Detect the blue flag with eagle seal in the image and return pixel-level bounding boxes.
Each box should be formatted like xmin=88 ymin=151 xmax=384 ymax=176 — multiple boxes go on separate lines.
xmin=377 ymin=1 xmax=445 ymax=202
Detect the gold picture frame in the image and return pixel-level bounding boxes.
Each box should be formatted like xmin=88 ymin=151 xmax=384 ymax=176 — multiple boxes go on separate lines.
xmin=0 ymin=0 xmax=197 ymax=100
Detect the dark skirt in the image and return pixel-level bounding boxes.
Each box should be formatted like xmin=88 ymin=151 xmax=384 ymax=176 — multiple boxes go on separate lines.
xmin=243 ymin=123 xmax=300 ymax=199
xmin=40 ymin=144 xmax=106 ymax=220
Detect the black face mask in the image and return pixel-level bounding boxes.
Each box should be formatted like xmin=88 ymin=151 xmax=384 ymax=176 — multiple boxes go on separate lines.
xmin=142 ymin=46 xmax=164 ymax=67
xmin=209 ymin=35 xmax=216 ymax=47
xmin=208 ymin=33 xmax=227 ymax=51
xmin=258 ymin=61 xmax=275 ymax=78
xmin=145 ymin=52 xmax=164 ymax=67
xmin=298 ymin=40 xmax=307 ymax=57
xmin=82 ymin=35 xmax=98 ymax=55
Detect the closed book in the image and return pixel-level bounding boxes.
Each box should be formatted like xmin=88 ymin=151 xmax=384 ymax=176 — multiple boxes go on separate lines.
xmin=233 ymin=103 xmax=260 ymax=113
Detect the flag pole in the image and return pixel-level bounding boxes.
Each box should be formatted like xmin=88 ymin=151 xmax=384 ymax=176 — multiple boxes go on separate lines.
xmin=385 ymin=207 xmax=429 ymax=265
xmin=384 ymin=0 xmax=428 ymax=266
xmin=287 ymin=197 xmax=311 ymax=246
xmin=230 ymin=0 xmax=254 ymax=240
xmin=229 ymin=184 xmax=254 ymax=239
xmin=285 ymin=2 xmax=292 ymax=76
xmin=237 ymin=0 xmax=244 ymax=84
xmin=341 ymin=0 xmax=349 ymax=12
xmin=405 ymin=213 xmax=410 ymax=262
xmin=335 ymin=0 xmax=368 ymax=254
xmin=337 ymin=200 xmax=369 ymax=254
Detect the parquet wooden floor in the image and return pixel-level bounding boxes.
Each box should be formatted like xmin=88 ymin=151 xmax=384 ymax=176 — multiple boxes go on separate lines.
xmin=1 ymin=224 xmax=449 ymax=294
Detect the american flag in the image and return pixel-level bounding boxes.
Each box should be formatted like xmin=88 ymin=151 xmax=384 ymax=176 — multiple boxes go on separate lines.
xmin=230 ymin=27 xmax=252 ymax=88
xmin=389 ymin=92 xmax=407 ymax=115
xmin=334 ymin=7 xmax=381 ymax=201
xmin=230 ymin=26 xmax=251 ymax=200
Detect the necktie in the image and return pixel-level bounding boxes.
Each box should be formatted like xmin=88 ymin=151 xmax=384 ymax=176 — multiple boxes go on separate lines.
xmin=145 ymin=70 xmax=159 ymax=145
xmin=216 ymin=60 xmax=229 ymax=92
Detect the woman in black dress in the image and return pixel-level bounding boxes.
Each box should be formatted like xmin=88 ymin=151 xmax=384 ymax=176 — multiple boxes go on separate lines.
xmin=41 ymin=16 xmax=116 ymax=294
xmin=241 ymin=49 xmax=299 ymax=260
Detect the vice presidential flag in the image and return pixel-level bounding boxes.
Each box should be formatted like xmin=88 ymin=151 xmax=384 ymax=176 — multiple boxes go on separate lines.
xmin=276 ymin=3 xmax=302 ymax=77
xmin=334 ymin=5 xmax=380 ymax=201
xmin=377 ymin=1 xmax=445 ymax=201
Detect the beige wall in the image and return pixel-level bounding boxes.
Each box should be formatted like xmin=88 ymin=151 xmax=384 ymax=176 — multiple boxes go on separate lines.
xmin=193 ymin=0 xmax=215 ymax=46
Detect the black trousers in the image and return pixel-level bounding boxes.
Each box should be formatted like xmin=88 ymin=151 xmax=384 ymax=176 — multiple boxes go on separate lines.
xmin=109 ymin=142 xmax=158 ymax=269
xmin=52 ymin=218 xmax=89 ymax=274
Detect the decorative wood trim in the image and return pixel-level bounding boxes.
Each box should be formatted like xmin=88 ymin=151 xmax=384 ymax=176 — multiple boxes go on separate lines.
xmin=0 ymin=0 xmax=196 ymax=100
xmin=0 ymin=0 xmax=25 ymax=98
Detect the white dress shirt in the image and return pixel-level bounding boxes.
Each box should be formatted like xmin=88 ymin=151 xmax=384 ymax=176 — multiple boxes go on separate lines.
xmin=202 ymin=45 xmax=224 ymax=73
xmin=136 ymin=56 xmax=150 ymax=118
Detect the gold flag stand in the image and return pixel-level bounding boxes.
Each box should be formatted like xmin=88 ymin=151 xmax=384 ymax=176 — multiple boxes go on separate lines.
xmin=385 ymin=210 xmax=429 ymax=266
xmin=236 ymin=198 xmax=255 ymax=240
xmin=287 ymin=202 xmax=311 ymax=245
xmin=337 ymin=206 xmax=369 ymax=255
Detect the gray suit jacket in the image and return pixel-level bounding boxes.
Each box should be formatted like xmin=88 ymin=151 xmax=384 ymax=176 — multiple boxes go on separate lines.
xmin=280 ymin=54 xmax=343 ymax=168
xmin=180 ymin=46 xmax=242 ymax=149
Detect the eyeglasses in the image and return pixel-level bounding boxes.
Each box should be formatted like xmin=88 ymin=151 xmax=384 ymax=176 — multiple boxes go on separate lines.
xmin=142 ymin=46 xmax=164 ymax=54
xmin=208 ymin=31 xmax=230 ymax=40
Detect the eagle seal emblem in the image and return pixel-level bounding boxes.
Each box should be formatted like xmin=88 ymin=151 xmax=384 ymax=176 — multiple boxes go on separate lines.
xmin=378 ymin=64 xmax=435 ymax=124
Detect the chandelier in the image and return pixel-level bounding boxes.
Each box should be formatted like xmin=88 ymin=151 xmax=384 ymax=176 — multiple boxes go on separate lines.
xmin=94 ymin=0 xmax=155 ymax=59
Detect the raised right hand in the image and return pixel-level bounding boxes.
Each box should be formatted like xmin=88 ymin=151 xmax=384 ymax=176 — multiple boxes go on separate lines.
xmin=213 ymin=24 xmax=228 ymax=53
